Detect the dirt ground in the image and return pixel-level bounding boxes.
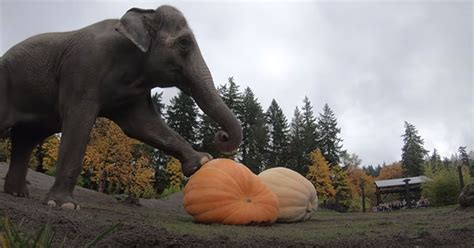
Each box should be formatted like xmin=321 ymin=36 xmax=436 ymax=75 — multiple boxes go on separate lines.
xmin=1 ymin=162 xmax=473 ymax=247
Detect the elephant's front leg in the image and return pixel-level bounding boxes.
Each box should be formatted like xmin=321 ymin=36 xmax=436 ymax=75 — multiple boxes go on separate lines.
xmin=110 ymin=96 xmax=212 ymax=177
xmin=46 ymin=101 xmax=99 ymax=209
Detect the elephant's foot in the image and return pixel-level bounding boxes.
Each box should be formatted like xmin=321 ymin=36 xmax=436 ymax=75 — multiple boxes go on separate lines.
xmin=4 ymin=179 xmax=29 ymax=197
xmin=182 ymin=152 xmax=213 ymax=177
xmin=45 ymin=192 xmax=80 ymax=210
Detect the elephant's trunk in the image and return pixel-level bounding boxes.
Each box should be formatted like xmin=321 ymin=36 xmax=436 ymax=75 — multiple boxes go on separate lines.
xmin=186 ymin=57 xmax=242 ymax=154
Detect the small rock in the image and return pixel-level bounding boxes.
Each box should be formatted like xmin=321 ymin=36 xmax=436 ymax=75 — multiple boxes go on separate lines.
xmin=61 ymin=202 xmax=78 ymax=210
xmin=47 ymin=200 xmax=57 ymax=208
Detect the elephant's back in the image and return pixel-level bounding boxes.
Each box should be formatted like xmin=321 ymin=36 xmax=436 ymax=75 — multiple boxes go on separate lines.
xmin=1 ymin=19 xmax=135 ymax=121
xmin=2 ymin=18 xmax=120 ymax=69
xmin=1 ymin=31 xmax=73 ymax=123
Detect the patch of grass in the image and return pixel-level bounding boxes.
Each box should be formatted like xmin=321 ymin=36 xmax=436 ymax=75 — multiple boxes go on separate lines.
xmin=145 ymin=210 xmax=385 ymax=241
xmin=374 ymin=221 xmax=394 ymax=226
xmin=0 ymin=217 xmax=54 ymax=248
xmin=160 ymin=185 xmax=182 ymax=199
xmin=142 ymin=206 xmax=474 ymax=243
xmin=449 ymin=224 xmax=472 ymax=232
xmin=0 ymin=216 xmax=120 ymax=248
xmin=414 ymin=221 xmax=427 ymax=226
xmin=84 ymin=223 xmax=121 ymax=248
xmin=416 ymin=228 xmax=430 ymax=238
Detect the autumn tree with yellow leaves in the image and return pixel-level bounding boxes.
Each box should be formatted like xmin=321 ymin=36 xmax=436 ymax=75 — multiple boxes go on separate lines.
xmin=377 ymin=162 xmax=403 ymax=180
xmin=39 ymin=135 xmax=61 ymax=175
xmin=165 ymin=157 xmax=184 ymax=188
xmin=0 ymin=138 xmax=10 ymax=163
xmin=306 ymin=149 xmax=336 ymax=202
xmin=346 ymin=166 xmax=376 ymax=211
xmin=83 ymin=118 xmax=155 ymax=198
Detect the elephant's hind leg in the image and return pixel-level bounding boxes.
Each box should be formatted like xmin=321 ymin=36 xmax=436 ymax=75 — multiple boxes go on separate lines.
xmin=4 ymin=126 xmax=49 ymax=196
xmin=0 ymin=66 xmax=13 ymax=138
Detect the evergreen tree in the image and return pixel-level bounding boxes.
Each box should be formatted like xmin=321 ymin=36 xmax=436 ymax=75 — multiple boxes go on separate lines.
xmin=426 ymin=149 xmax=443 ymax=172
xmin=218 ymin=77 xmax=244 ymax=119
xmin=458 ymin=146 xmax=470 ymax=167
xmin=148 ymin=91 xmax=172 ymax=193
xmin=197 ymin=113 xmax=220 ymax=158
xmin=166 ymin=91 xmax=199 ymax=147
xmin=288 ymin=107 xmax=306 ymax=174
xmin=442 ymin=157 xmax=452 ymax=168
xmin=470 ymin=151 xmax=474 ymax=177
xmin=265 ymin=99 xmax=290 ymax=168
xmin=198 ymin=77 xmax=244 ymax=158
xmin=340 ymin=151 xmax=362 ymax=171
xmin=330 ymin=165 xmax=352 ymax=213
xmin=363 ymin=165 xmax=381 ymax=177
xmin=301 ymin=97 xmax=319 ymax=165
xmin=240 ymin=87 xmax=269 ymax=173
xmin=316 ymin=103 xmax=343 ymax=167
xmin=401 ymin=121 xmax=428 ymax=176
xmin=376 ymin=164 xmax=382 ymax=176
xmin=458 ymin=146 xmax=473 ymax=177
xmin=151 ymin=91 xmax=165 ymax=115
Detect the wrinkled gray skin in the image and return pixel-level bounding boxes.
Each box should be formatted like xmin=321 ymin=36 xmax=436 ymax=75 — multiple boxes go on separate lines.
xmin=0 ymin=6 xmax=242 ymax=209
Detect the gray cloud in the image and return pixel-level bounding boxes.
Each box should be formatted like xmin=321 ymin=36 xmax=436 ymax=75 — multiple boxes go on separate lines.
xmin=1 ymin=1 xmax=472 ymax=167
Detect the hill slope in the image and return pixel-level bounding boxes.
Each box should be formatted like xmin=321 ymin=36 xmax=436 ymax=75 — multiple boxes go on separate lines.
xmin=1 ymin=162 xmax=473 ymax=247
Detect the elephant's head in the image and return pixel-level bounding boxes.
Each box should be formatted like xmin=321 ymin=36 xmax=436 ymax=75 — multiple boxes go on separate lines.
xmin=115 ymin=5 xmax=242 ymax=154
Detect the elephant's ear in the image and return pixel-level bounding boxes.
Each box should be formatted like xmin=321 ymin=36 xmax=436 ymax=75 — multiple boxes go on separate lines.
xmin=115 ymin=8 xmax=155 ymax=53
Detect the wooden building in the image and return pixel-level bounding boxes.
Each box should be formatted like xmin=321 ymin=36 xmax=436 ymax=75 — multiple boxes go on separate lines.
xmin=374 ymin=176 xmax=431 ymax=205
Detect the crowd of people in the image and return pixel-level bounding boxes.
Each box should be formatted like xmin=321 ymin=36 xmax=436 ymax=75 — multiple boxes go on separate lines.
xmin=373 ymin=197 xmax=430 ymax=212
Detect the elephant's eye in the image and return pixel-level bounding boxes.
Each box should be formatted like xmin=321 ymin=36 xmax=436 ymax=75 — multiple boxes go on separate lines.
xmin=176 ymin=36 xmax=193 ymax=54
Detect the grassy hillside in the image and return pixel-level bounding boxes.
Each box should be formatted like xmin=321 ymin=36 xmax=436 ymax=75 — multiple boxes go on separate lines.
xmin=1 ymin=163 xmax=473 ymax=247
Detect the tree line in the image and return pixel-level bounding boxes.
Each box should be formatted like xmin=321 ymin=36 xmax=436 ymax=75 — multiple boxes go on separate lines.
xmin=164 ymin=77 xmax=344 ymax=174
xmin=0 ymin=77 xmax=472 ymax=210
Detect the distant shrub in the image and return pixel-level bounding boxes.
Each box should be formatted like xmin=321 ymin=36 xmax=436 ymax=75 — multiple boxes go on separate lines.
xmin=422 ymin=165 xmax=471 ymax=206
xmin=348 ymin=195 xmax=373 ymax=212
xmin=160 ymin=185 xmax=182 ymax=198
xmin=0 ymin=139 xmax=10 ymax=163
xmin=140 ymin=185 xmax=157 ymax=199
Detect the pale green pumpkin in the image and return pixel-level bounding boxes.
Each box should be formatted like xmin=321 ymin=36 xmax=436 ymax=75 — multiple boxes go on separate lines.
xmin=259 ymin=167 xmax=318 ymax=223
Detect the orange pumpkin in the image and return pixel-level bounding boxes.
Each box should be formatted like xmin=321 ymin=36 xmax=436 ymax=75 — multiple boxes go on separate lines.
xmin=183 ymin=159 xmax=279 ymax=225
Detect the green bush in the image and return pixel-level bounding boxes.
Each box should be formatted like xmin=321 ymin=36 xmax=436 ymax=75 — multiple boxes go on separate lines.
xmin=160 ymin=184 xmax=182 ymax=198
xmin=422 ymin=165 xmax=471 ymax=206
xmin=348 ymin=195 xmax=373 ymax=212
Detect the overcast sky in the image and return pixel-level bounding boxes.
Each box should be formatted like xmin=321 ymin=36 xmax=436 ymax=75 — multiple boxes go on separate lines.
xmin=1 ymin=0 xmax=472 ymax=167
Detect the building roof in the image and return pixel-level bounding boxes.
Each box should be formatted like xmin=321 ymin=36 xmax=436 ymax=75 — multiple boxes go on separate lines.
xmin=374 ymin=176 xmax=431 ymax=188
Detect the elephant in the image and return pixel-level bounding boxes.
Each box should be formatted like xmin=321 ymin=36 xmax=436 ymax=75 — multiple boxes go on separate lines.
xmin=0 ymin=5 xmax=242 ymax=209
